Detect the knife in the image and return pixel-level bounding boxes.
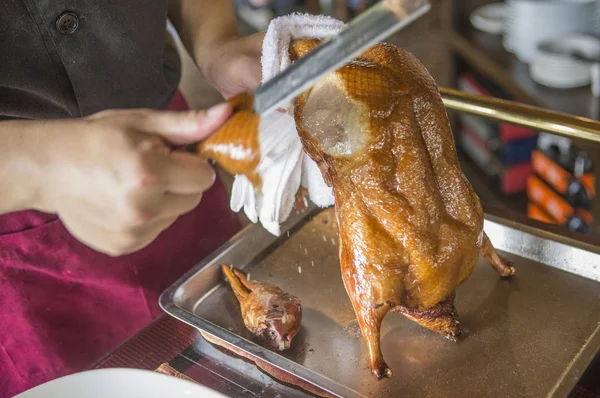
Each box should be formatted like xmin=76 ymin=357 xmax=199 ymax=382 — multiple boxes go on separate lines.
xmin=253 ymin=0 xmax=431 ymax=116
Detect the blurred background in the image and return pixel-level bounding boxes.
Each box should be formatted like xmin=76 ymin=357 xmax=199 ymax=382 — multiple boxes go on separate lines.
xmin=173 ymin=0 xmax=599 ymax=236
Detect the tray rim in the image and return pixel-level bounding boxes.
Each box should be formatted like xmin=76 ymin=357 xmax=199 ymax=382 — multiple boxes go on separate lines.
xmin=160 ymin=206 xmax=359 ymax=398
xmin=160 ymin=205 xmax=600 ymax=398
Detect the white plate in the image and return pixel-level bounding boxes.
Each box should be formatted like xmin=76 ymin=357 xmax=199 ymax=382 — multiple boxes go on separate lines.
xmin=530 ymin=35 xmax=600 ymax=88
xmin=470 ymin=3 xmax=506 ymax=34
xmin=15 ymin=368 xmax=227 ymax=398
xmin=503 ymin=0 xmax=598 ymax=63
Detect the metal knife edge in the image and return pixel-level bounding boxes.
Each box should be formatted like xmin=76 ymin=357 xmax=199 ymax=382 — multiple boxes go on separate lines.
xmin=253 ymin=0 xmax=431 ymax=116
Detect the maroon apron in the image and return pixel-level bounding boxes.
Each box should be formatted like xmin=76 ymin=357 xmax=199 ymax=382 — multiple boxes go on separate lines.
xmin=0 ymin=92 xmax=241 ymax=396
xmin=0 ymin=3 xmax=239 ymax=395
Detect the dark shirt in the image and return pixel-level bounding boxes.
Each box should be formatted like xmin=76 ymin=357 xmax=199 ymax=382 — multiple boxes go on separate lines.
xmin=0 ymin=0 xmax=181 ymax=120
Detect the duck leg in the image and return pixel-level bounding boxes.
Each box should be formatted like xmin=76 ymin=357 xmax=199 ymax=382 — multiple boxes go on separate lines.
xmin=480 ymin=233 xmax=515 ymax=277
xmin=394 ymin=292 xmax=461 ymax=341
xmin=353 ymin=303 xmax=393 ymax=380
xmin=221 ymin=265 xmax=251 ymax=301
xmin=341 ymin=249 xmax=394 ymax=380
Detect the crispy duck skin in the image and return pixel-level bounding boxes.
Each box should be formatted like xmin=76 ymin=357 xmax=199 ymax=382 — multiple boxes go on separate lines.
xmin=198 ymin=93 xmax=262 ymax=188
xmin=221 ymin=265 xmax=302 ymax=351
xmin=290 ymin=39 xmax=514 ymax=379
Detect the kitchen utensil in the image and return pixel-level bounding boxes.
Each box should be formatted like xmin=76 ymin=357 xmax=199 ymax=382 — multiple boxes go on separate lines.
xmin=253 ymin=0 xmax=431 ymax=115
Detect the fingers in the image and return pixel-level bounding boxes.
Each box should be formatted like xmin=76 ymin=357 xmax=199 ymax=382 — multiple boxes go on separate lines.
xmin=152 ymin=192 xmax=204 ymax=219
xmin=57 ymin=106 xmax=227 ymax=257
xmin=137 ymin=102 xmax=232 ymax=144
xmin=230 ymin=55 xmax=261 ymax=97
xmin=161 ymin=151 xmax=216 ymax=195
xmin=248 ymin=0 xmax=271 ymax=8
xmin=245 ymin=56 xmax=263 ymax=89
xmin=230 ymin=34 xmax=264 ymax=95
xmin=60 ymin=196 xmax=194 ymax=256
xmin=123 ymin=217 xmax=179 ymax=255
xmin=246 ymin=32 xmax=266 ymax=54
xmin=59 ymin=212 xmax=133 ymax=256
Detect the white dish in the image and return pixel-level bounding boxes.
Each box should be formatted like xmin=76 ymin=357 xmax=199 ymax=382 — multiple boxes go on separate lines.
xmin=15 ymin=368 xmax=227 ymax=398
xmin=470 ymin=3 xmax=506 ymax=34
xmin=503 ymin=0 xmax=598 ymax=63
xmin=530 ymin=35 xmax=600 ymax=88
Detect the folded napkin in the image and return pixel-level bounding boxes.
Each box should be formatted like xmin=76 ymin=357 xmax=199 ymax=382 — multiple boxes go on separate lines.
xmin=230 ymin=14 xmax=345 ymax=235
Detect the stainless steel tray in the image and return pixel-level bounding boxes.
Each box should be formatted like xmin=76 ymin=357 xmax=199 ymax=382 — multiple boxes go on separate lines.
xmin=160 ymin=205 xmax=600 ymax=398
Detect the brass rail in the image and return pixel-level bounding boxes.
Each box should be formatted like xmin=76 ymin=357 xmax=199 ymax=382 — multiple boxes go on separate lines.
xmin=439 ymin=87 xmax=599 ymax=234
xmin=439 ymin=88 xmax=600 ymax=144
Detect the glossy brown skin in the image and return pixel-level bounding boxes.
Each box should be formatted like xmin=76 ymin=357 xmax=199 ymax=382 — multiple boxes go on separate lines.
xmin=221 ymin=265 xmax=302 ymax=351
xmin=198 ymin=93 xmax=262 ymax=188
xmin=291 ymin=39 xmax=514 ymax=379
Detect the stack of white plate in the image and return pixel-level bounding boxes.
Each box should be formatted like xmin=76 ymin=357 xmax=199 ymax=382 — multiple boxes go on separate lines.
xmin=530 ymin=35 xmax=600 ymax=88
xmin=470 ymin=3 xmax=506 ymax=34
xmin=503 ymin=0 xmax=598 ymax=63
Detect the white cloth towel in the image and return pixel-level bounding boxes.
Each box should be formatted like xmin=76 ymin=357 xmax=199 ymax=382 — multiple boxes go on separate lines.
xmin=230 ymin=14 xmax=345 ymax=235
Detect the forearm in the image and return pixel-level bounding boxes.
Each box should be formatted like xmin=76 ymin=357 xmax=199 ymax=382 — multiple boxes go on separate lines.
xmin=0 ymin=119 xmax=63 ymax=215
xmin=168 ymin=0 xmax=239 ymax=70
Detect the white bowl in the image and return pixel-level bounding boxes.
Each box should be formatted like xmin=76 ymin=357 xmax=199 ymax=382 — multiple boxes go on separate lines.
xmin=15 ymin=368 xmax=227 ymax=398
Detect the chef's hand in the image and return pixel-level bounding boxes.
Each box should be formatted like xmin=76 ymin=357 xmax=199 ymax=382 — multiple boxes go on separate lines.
xmin=42 ymin=103 xmax=232 ymax=256
xmin=199 ymin=33 xmax=264 ymax=99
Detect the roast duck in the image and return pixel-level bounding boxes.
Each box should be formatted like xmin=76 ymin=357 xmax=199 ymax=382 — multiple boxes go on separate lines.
xmin=221 ymin=265 xmax=302 ymax=351
xmin=199 ymin=39 xmax=515 ymax=379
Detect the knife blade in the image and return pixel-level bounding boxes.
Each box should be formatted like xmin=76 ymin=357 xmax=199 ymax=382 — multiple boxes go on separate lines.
xmin=253 ymin=0 xmax=431 ymax=116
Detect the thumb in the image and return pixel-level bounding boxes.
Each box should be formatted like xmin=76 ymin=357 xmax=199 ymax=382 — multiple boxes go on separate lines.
xmin=246 ymin=32 xmax=266 ymax=54
xmin=229 ymin=57 xmax=262 ymax=99
xmin=140 ymin=102 xmax=232 ymax=145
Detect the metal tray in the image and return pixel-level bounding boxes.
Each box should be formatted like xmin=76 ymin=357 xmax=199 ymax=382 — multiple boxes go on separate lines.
xmin=160 ymin=205 xmax=600 ymax=398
